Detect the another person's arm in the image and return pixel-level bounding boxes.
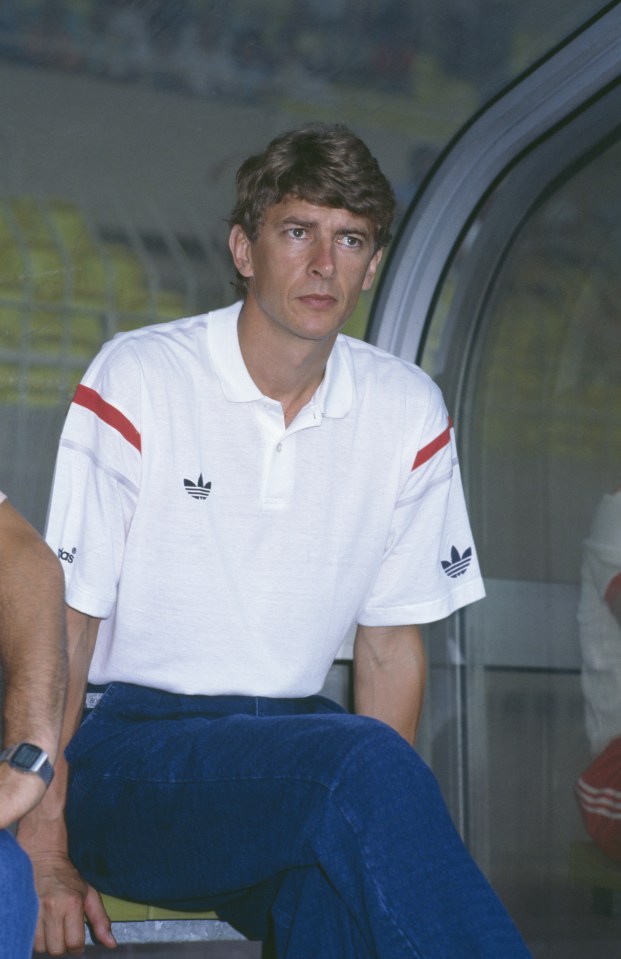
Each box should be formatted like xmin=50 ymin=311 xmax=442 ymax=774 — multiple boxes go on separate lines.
xmin=353 ymin=623 xmax=426 ymax=746
xmin=16 ymin=607 xmax=117 ymax=955
xmin=0 ymin=499 xmax=67 ymax=827
xmin=607 ymin=578 xmax=621 ymax=627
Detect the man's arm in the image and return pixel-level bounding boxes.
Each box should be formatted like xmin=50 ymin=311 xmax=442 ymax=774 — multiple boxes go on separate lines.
xmin=0 ymin=499 xmax=67 ymax=827
xmin=353 ymin=624 xmax=426 ymax=746
xmin=16 ymin=607 xmax=117 ymax=955
xmin=608 ymin=582 xmax=621 ymax=628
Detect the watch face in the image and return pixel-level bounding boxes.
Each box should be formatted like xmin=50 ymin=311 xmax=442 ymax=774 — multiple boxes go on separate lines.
xmin=11 ymin=742 xmax=43 ymax=770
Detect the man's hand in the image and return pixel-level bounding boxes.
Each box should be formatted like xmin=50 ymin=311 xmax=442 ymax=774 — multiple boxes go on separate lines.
xmin=32 ymin=853 xmax=117 ymax=955
xmin=0 ymin=763 xmax=47 ymax=829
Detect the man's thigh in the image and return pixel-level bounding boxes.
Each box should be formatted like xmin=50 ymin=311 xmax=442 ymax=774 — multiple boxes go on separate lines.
xmin=65 ymin=683 xmax=384 ymax=907
xmin=0 ymin=829 xmax=38 ymax=955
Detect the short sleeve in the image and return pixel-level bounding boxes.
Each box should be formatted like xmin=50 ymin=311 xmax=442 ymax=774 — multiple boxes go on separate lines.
xmin=45 ymin=338 xmax=142 ymax=618
xmin=358 ymin=382 xmax=485 ymax=626
xmin=583 ymin=493 xmax=621 ymax=610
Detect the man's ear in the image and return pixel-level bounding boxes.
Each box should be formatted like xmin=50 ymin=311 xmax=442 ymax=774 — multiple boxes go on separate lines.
xmin=229 ymin=225 xmax=254 ymax=279
xmin=361 ymin=248 xmax=383 ymax=292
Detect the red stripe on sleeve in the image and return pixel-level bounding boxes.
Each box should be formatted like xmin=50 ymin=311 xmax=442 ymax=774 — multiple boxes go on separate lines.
xmin=605 ymin=572 xmax=621 ymax=612
xmin=412 ymin=417 xmax=453 ymax=471
xmin=72 ymin=384 xmax=141 ymax=453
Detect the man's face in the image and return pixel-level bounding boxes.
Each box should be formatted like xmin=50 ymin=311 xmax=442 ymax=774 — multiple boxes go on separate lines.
xmin=229 ymin=197 xmax=383 ymax=344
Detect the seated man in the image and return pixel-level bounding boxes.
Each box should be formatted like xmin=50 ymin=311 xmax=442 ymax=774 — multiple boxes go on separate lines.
xmin=20 ymin=122 xmax=531 ymax=957
xmin=575 ymin=487 xmax=621 ymax=860
xmin=0 ymin=492 xmax=67 ymax=958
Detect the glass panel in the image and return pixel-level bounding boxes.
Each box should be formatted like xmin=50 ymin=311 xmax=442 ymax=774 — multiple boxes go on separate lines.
xmin=0 ymin=0 xmax=609 ymax=526
xmin=468 ymin=174 xmax=620 ymax=586
xmin=420 ymin=134 xmax=621 ymax=954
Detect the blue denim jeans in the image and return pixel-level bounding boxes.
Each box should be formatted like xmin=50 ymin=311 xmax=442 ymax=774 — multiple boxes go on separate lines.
xmin=65 ymin=683 xmax=531 ymax=958
xmin=0 ymin=829 xmax=38 ymax=958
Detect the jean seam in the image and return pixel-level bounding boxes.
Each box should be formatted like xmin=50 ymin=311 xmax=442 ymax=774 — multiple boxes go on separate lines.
xmin=327 ymin=784 xmax=424 ymax=958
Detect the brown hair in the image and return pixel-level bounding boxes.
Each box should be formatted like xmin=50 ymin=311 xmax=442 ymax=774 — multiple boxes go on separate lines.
xmin=229 ymin=123 xmax=395 ymax=293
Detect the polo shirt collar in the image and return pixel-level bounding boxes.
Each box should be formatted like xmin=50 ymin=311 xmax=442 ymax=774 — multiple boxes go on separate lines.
xmin=314 ymin=337 xmax=354 ymax=418
xmin=206 ymin=301 xmax=354 ymax=418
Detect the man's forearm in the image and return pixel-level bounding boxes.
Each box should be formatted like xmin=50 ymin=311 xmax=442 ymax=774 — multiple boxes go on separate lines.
xmin=353 ymin=624 xmax=426 ymax=745
xmin=0 ymin=502 xmax=67 ymax=761
xmin=17 ymin=607 xmax=98 ymax=851
xmin=16 ymin=608 xmax=117 ymax=956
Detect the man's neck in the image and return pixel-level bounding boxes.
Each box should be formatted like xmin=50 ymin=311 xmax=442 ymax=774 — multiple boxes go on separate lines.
xmin=237 ymin=303 xmax=336 ymax=427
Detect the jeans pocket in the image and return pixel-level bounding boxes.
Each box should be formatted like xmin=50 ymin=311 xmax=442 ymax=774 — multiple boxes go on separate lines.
xmin=65 ymin=682 xmax=120 ymax=764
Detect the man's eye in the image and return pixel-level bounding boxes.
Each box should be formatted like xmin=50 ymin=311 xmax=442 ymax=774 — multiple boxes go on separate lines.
xmin=342 ymin=235 xmax=362 ymax=248
xmin=289 ymin=227 xmax=306 ymax=239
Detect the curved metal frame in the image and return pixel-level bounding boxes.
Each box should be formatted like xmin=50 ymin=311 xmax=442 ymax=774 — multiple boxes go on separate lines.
xmin=438 ymin=81 xmax=621 ymax=423
xmin=368 ymin=2 xmax=621 ymax=366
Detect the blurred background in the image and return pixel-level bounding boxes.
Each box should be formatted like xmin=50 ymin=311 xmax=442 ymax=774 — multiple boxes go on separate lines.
xmin=1 ymin=2 xmax=620 ymax=956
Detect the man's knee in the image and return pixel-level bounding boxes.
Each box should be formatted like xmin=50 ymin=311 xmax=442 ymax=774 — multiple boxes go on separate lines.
xmin=334 ymin=714 xmax=437 ymax=796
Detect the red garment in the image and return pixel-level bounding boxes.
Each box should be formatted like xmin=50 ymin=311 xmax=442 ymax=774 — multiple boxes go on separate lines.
xmin=575 ymin=736 xmax=621 ymax=861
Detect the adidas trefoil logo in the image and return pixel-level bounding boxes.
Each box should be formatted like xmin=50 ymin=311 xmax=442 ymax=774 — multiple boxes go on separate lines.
xmin=184 ymin=473 xmax=212 ymax=500
xmin=441 ymin=546 xmax=472 ymax=578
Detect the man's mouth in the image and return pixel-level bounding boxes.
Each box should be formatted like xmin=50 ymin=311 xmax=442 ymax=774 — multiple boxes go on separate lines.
xmin=298 ymin=294 xmax=337 ymax=309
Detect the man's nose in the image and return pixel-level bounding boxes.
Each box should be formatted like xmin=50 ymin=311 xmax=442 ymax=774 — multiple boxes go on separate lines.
xmin=309 ymin=240 xmax=336 ymax=278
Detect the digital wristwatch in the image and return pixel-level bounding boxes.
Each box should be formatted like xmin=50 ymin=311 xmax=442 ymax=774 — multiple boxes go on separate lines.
xmin=0 ymin=742 xmax=54 ymax=787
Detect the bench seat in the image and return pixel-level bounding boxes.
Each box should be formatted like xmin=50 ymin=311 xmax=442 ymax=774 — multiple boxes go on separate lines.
xmin=94 ymin=894 xmax=249 ymax=944
xmin=100 ymin=892 xmax=219 ymax=922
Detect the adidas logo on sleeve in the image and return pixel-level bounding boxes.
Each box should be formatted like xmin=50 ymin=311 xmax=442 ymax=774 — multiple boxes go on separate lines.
xmin=441 ymin=546 xmax=472 ymax=578
xmin=183 ymin=474 xmax=212 ymax=500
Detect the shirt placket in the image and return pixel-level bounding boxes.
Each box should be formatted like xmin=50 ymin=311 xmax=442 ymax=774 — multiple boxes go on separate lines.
xmin=260 ymin=402 xmax=322 ymax=509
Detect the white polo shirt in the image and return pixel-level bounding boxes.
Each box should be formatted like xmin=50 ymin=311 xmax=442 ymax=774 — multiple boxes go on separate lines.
xmin=46 ymin=302 xmax=484 ymax=697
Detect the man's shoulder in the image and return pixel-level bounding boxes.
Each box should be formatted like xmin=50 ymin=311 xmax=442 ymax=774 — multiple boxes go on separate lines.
xmin=588 ymin=490 xmax=621 ymax=550
xmin=97 ymin=303 xmax=240 ymax=367
xmin=339 ymin=334 xmax=437 ymax=399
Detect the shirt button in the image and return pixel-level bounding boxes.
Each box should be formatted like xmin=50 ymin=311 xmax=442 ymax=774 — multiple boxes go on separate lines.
xmin=276 ymin=442 xmax=283 ymax=452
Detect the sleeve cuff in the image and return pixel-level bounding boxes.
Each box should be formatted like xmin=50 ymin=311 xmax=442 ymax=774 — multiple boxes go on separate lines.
xmin=358 ymin=578 xmax=486 ymax=627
